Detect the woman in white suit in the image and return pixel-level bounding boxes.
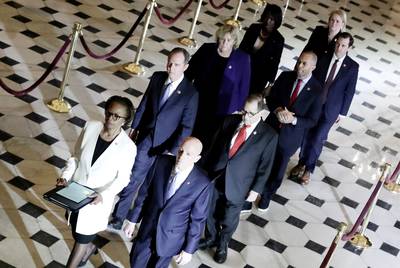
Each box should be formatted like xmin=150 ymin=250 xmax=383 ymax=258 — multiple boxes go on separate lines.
xmin=57 ymin=96 xmax=136 ymax=267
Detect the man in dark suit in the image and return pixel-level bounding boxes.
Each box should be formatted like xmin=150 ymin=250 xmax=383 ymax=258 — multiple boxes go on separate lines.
xmin=109 ymin=47 xmax=199 ymax=229
xmin=123 ymin=137 xmax=212 ymax=268
xmin=257 ymin=51 xmax=323 ymax=210
xmin=199 ymin=94 xmax=278 ymax=264
xmin=289 ymin=32 xmax=359 ymax=184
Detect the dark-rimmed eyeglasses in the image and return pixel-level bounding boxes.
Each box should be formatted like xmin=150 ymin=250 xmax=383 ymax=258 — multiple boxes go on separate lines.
xmin=242 ymin=110 xmax=258 ymax=117
xmin=105 ymin=110 xmax=127 ymax=121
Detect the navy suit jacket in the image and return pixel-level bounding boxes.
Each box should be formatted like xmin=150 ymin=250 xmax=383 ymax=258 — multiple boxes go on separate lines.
xmin=202 ymin=115 xmax=278 ymax=203
xmin=266 ymin=71 xmax=323 ymax=152
xmin=129 ymin=155 xmax=212 ymax=256
xmin=132 ymin=71 xmax=198 ymax=155
xmin=313 ymin=54 xmax=359 ymax=122
xmin=240 ymin=23 xmax=284 ymax=91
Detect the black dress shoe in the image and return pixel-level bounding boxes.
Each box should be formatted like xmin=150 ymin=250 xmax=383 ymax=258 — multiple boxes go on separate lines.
xmin=108 ymin=218 xmax=123 ymax=230
xmin=198 ymin=238 xmax=216 ymax=250
xmin=213 ymin=244 xmax=228 ymax=264
xmin=241 ymin=201 xmax=252 ymax=213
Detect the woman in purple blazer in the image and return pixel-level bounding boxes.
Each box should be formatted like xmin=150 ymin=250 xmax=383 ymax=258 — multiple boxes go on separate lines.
xmin=186 ymin=24 xmax=251 ymax=144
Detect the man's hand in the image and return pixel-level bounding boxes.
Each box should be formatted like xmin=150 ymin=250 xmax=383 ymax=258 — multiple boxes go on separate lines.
xmin=88 ymin=193 xmax=103 ymax=205
xmin=56 ymin=178 xmax=67 ymax=186
xmin=246 ymin=190 xmax=259 ymax=202
xmin=174 ymin=250 xmax=192 ymax=265
xmin=123 ymin=221 xmax=137 ymax=238
xmin=276 ymin=107 xmax=295 ymax=124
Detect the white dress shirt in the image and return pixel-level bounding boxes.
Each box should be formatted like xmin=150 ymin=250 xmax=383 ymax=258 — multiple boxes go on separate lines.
xmin=325 ymin=55 xmax=345 ymax=82
xmin=164 ymin=74 xmax=184 ymax=99
xmin=229 ymin=118 xmax=260 ymax=149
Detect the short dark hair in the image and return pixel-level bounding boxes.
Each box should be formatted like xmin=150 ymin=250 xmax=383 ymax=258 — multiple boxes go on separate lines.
xmin=336 ymin=32 xmax=354 ymax=47
xmin=246 ymin=93 xmax=264 ymax=112
xmin=169 ymin=47 xmax=190 ymax=64
xmin=259 ymin=4 xmax=283 ymax=30
xmin=105 ymin=95 xmax=135 ymax=127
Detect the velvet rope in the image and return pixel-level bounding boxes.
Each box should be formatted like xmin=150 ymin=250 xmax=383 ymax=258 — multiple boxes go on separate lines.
xmin=320 ymin=239 xmax=339 ymax=268
xmin=341 ymin=178 xmax=384 ymax=241
xmin=154 ymin=0 xmax=194 ymax=26
xmin=79 ymin=5 xmax=148 ymax=59
xmin=0 ymin=38 xmax=72 ymax=97
xmin=209 ymin=0 xmax=231 ymax=9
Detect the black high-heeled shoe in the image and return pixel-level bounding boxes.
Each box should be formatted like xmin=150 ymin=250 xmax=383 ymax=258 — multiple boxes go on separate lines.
xmin=78 ymin=246 xmax=98 ymax=267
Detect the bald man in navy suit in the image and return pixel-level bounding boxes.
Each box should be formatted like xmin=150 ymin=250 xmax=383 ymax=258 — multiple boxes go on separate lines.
xmin=124 ymin=137 xmax=212 ymax=268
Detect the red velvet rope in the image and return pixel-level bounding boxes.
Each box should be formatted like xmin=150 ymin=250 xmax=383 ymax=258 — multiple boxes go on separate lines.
xmin=341 ymin=178 xmax=384 ymax=241
xmin=209 ymin=0 xmax=231 ymax=9
xmin=320 ymin=239 xmax=339 ymax=268
xmin=79 ymin=5 xmax=148 ymax=59
xmin=154 ymin=0 xmax=194 ymax=25
xmin=0 ymin=38 xmax=71 ymax=97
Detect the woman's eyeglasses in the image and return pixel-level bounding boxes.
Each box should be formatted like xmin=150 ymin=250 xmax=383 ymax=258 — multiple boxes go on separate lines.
xmin=105 ymin=111 xmax=126 ymax=121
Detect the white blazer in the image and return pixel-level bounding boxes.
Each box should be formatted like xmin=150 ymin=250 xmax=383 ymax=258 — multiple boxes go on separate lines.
xmin=61 ymin=121 xmax=136 ymax=235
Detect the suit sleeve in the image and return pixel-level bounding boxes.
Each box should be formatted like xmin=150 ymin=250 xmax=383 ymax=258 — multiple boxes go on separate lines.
xmin=170 ymin=90 xmax=199 ymax=155
xmin=61 ymin=122 xmax=87 ymax=180
xmin=250 ymin=132 xmax=278 ymax=193
xmin=183 ymin=182 xmax=212 ymax=254
xmin=239 ymin=52 xmax=251 ymax=105
xmin=295 ymin=87 xmax=323 ymax=129
xmin=98 ymin=141 xmax=136 ymax=200
xmin=267 ymin=73 xmax=285 ymax=112
xmin=185 ymin=45 xmax=205 ymax=82
xmin=340 ymin=64 xmax=358 ymax=116
xmin=126 ymin=158 xmax=157 ymax=223
xmin=267 ymin=35 xmax=284 ymax=83
xmin=131 ymin=75 xmax=155 ymax=129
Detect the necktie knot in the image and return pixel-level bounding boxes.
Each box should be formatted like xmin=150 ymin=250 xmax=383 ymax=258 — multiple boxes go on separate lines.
xmin=228 ymin=124 xmax=250 ymax=158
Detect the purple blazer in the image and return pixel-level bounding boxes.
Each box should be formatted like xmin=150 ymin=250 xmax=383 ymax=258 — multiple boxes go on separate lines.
xmin=186 ymin=43 xmax=251 ymax=115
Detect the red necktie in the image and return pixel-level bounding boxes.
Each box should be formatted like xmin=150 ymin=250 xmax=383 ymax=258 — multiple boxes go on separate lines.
xmin=229 ymin=125 xmax=249 ymax=158
xmin=325 ymin=59 xmax=339 ymax=90
xmin=289 ymin=79 xmax=302 ymax=106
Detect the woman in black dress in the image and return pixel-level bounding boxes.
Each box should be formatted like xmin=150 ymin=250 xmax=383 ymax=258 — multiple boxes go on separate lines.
xmin=303 ymin=9 xmax=347 ymax=59
xmin=240 ymin=4 xmax=285 ymax=94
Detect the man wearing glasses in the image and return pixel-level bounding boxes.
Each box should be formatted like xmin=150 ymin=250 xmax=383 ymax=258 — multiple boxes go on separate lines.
xmin=109 ymin=47 xmax=199 ymax=230
xmin=199 ymin=94 xmax=278 ymax=264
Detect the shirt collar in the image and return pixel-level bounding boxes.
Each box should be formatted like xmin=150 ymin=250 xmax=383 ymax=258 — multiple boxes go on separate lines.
xmin=166 ymin=74 xmax=184 ymax=90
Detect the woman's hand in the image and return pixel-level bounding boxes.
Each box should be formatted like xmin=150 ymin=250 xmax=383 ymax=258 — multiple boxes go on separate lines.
xmin=56 ymin=178 xmax=67 ymax=186
xmin=88 ymin=193 xmax=103 ymax=205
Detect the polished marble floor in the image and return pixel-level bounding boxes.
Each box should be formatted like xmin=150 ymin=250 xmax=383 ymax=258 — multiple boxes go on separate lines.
xmin=0 ymin=0 xmax=399 ymax=267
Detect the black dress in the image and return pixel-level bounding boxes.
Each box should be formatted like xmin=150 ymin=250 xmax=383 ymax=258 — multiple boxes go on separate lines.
xmin=240 ymin=23 xmax=284 ymax=93
xmin=303 ymin=26 xmax=339 ymax=60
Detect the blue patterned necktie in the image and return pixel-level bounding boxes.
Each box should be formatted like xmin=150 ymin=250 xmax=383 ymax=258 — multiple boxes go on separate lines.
xmin=159 ymin=82 xmax=172 ymax=108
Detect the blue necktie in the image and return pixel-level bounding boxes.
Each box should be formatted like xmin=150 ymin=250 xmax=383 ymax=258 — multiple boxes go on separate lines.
xmin=159 ymin=82 xmax=172 ymax=108
xmin=166 ymin=170 xmax=178 ymax=200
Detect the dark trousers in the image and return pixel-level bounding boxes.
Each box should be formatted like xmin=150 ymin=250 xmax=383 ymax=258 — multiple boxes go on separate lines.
xmin=112 ymin=136 xmax=155 ymax=221
xmin=259 ymin=139 xmax=299 ymax=208
xmin=205 ymin=185 xmax=242 ymax=246
xmin=299 ymin=119 xmax=335 ymax=173
xmin=130 ymin=237 xmax=172 ymax=268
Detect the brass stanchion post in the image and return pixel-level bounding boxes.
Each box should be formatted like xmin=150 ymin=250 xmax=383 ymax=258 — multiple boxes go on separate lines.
xmin=178 ymin=0 xmax=203 ymax=48
xmin=124 ymin=0 xmax=156 ymax=75
xmin=225 ymin=0 xmax=243 ymax=29
xmin=47 ymin=22 xmax=82 ymax=113
xmin=320 ymin=222 xmax=347 ymax=268
xmin=283 ymin=0 xmax=290 ymax=20
xmin=350 ymin=163 xmax=391 ymax=248
xmin=251 ymin=0 xmax=266 ymax=9
xmin=384 ymin=162 xmax=400 ymax=193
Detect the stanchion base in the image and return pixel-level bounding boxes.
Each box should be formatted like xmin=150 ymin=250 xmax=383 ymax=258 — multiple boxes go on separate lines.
xmin=123 ymin=63 xmax=145 ymax=76
xmin=349 ymin=233 xmax=372 ymax=249
xmin=47 ymin=98 xmax=71 ymax=113
xmin=384 ymin=181 xmax=400 ymax=193
xmin=178 ymin=37 xmax=198 ymax=48
xmin=224 ymin=19 xmax=241 ymax=29
xmin=251 ymin=0 xmax=266 ymax=7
